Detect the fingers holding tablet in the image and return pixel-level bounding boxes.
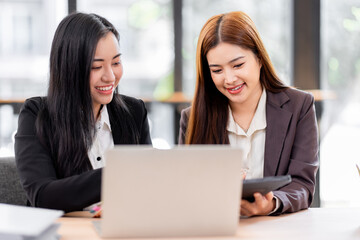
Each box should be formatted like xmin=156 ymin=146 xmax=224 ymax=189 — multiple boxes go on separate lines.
xmin=241 ymin=175 xmax=292 ymax=202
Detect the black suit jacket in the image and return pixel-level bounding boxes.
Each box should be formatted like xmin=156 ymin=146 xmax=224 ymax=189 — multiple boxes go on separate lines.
xmin=179 ymin=88 xmax=319 ymax=214
xmin=15 ymin=95 xmax=152 ymax=212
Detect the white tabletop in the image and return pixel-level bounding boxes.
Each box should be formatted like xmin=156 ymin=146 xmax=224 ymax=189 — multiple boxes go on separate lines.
xmin=236 ymin=207 xmax=360 ymax=240
xmin=57 ymin=207 xmax=360 ymax=240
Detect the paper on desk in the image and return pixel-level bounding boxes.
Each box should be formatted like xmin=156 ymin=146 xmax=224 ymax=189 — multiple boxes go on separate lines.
xmin=0 ymin=224 xmax=61 ymax=240
xmin=0 ymin=203 xmax=63 ymax=240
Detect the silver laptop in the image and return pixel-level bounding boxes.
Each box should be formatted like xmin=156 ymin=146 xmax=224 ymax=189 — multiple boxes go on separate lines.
xmin=96 ymin=146 xmax=243 ymax=238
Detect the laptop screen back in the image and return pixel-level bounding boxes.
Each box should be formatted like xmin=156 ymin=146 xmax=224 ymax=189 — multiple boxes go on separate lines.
xmin=101 ymin=146 xmax=243 ymax=238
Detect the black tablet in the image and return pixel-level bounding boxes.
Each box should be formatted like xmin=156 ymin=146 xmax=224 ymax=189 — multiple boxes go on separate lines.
xmin=242 ymin=175 xmax=292 ymax=202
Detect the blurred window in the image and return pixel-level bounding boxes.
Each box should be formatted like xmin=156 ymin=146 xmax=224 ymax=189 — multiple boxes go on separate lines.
xmin=77 ymin=0 xmax=174 ymax=100
xmin=320 ymin=0 xmax=360 ymax=207
xmin=182 ymin=0 xmax=292 ymax=97
xmin=0 ymin=0 xmax=67 ymax=99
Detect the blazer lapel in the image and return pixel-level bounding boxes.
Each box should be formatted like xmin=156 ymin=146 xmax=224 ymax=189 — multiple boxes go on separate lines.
xmin=264 ymin=91 xmax=292 ymax=177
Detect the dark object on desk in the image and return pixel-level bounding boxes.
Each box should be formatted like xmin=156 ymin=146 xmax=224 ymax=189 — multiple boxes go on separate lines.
xmin=242 ymin=175 xmax=292 ymax=202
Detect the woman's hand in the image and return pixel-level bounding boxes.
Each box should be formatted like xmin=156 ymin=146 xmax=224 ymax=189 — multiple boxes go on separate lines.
xmin=240 ymin=191 xmax=276 ymax=217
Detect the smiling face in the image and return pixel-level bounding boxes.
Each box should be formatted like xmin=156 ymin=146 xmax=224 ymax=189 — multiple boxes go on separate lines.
xmin=90 ymin=32 xmax=123 ymax=117
xmin=206 ymin=42 xmax=262 ymax=109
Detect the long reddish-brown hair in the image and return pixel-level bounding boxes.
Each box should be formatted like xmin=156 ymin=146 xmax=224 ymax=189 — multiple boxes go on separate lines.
xmin=186 ymin=11 xmax=287 ymax=144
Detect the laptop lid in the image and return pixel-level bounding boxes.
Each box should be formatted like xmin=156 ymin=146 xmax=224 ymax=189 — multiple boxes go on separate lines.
xmin=100 ymin=146 xmax=243 ymax=238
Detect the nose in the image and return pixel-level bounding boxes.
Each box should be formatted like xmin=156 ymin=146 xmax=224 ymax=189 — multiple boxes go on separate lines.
xmin=224 ymin=69 xmax=237 ymax=84
xmin=101 ymin=66 xmax=116 ymax=82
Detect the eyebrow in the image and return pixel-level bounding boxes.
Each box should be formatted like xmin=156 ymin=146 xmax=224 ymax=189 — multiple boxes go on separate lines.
xmin=208 ymin=56 xmax=245 ymax=67
xmin=93 ymin=53 xmax=121 ymax=62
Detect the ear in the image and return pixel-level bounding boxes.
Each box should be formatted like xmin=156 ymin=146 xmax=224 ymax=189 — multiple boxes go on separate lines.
xmin=258 ymin=57 xmax=263 ymax=69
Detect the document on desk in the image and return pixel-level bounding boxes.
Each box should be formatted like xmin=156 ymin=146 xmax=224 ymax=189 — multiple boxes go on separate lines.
xmin=0 ymin=203 xmax=63 ymax=240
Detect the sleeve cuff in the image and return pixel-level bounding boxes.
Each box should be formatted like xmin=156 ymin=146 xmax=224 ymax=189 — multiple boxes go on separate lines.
xmin=268 ymin=196 xmax=281 ymax=215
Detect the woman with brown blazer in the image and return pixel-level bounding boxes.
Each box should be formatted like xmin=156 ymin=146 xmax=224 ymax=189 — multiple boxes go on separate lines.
xmin=179 ymin=11 xmax=318 ymax=216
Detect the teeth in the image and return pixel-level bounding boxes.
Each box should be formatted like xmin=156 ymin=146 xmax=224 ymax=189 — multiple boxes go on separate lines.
xmin=96 ymin=86 xmax=112 ymax=91
xmin=230 ymin=84 xmax=243 ymax=91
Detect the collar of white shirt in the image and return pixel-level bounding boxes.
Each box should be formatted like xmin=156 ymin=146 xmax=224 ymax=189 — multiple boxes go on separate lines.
xmin=227 ymin=89 xmax=267 ymax=136
xmin=88 ymin=105 xmax=114 ymax=170
xmin=96 ymin=105 xmax=112 ymax=132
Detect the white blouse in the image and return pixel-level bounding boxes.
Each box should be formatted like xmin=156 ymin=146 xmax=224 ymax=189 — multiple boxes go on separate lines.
xmin=88 ymin=105 xmax=114 ymax=169
xmin=227 ymin=89 xmax=267 ymax=180
xmin=227 ymin=90 xmax=280 ymax=213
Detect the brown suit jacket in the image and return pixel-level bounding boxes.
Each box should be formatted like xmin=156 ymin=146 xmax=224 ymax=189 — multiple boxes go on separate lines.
xmin=178 ymin=88 xmax=319 ymax=214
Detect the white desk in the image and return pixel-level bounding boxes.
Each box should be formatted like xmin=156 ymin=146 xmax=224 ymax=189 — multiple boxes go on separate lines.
xmin=57 ymin=207 xmax=360 ymax=240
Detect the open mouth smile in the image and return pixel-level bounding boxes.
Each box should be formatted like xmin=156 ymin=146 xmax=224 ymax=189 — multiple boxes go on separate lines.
xmin=95 ymin=85 xmax=114 ymax=94
xmin=227 ymin=83 xmax=245 ymax=94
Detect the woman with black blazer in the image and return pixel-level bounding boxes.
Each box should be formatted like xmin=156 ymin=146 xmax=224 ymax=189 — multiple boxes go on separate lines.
xmin=15 ymin=13 xmax=152 ymax=212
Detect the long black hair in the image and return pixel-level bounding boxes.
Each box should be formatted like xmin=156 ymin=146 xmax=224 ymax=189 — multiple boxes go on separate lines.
xmin=36 ymin=12 xmax=139 ymax=178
